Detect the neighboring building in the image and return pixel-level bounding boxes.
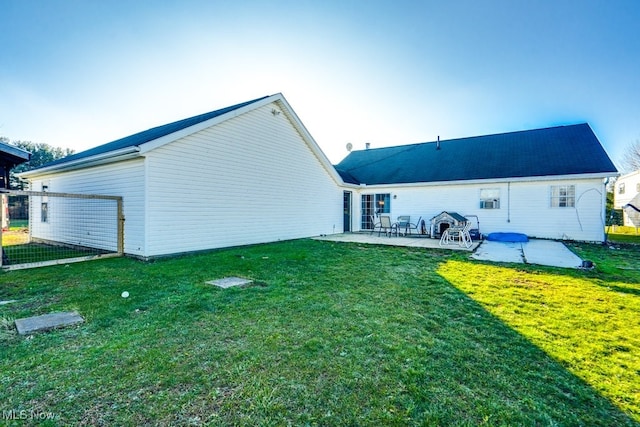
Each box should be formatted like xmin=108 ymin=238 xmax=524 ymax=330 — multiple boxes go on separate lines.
xmin=336 ymin=124 xmax=618 ymax=242
xmin=614 ymin=170 xmax=640 ymax=226
xmin=19 ymin=94 xmax=344 ymax=258
xmin=0 ymin=141 xmax=30 ymax=189
xmin=0 ymin=141 xmax=30 ymax=230
xmin=20 ymin=95 xmax=619 ymax=256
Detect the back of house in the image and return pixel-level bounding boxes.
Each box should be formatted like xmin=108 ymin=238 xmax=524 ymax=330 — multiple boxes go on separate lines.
xmin=336 ymin=124 xmax=618 ymax=242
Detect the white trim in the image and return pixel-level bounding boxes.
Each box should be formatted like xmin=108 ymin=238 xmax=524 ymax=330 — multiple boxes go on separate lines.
xmin=18 ymin=147 xmax=141 ymax=178
xmin=350 ymin=172 xmax=617 ymax=190
xmin=273 ymin=95 xmax=345 ymax=185
xmin=617 ymin=169 xmax=640 ymax=181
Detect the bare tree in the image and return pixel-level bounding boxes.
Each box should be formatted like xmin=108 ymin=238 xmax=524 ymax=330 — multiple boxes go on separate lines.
xmin=620 ymin=139 xmax=640 ymax=173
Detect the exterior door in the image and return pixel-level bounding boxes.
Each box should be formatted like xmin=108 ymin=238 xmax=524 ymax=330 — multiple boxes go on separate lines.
xmin=343 ymin=191 xmax=352 ymax=232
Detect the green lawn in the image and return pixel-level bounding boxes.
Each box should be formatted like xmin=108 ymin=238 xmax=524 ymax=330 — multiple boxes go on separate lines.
xmin=607 ymin=226 xmax=640 ymax=244
xmin=0 ymin=239 xmax=638 ymax=426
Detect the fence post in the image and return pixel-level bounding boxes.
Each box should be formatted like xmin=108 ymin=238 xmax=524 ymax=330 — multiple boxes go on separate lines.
xmin=117 ymin=198 xmax=124 ymax=255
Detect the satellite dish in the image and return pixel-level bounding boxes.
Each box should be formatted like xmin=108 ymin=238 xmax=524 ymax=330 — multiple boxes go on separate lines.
xmin=346 ymin=143 xmax=353 ymax=152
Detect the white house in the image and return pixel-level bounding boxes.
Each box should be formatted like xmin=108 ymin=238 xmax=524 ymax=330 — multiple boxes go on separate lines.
xmin=20 ymin=96 xmax=618 ymax=257
xmin=614 ymin=170 xmax=640 ymax=226
xmin=19 ymin=94 xmax=344 ymax=258
xmin=336 ymin=124 xmax=618 ymax=242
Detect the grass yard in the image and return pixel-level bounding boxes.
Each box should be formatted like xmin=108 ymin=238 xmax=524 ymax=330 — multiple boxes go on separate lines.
xmin=607 ymin=226 xmax=640 ymax=244
xmin=0 ymin=239 xmax=638 ymax=426
xmin=2 ymin=228 xmax=109 ymax=267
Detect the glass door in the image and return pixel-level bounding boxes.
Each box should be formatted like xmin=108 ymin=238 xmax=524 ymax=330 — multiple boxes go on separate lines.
xmin=343 ymin=191 xmax=351 ymax=232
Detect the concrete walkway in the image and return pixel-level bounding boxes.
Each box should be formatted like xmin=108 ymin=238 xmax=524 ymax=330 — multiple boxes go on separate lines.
xmin=471 ymin=239 xmax=584 ymax=268
xmin=314 ymin=233 xmax=583 ymax=268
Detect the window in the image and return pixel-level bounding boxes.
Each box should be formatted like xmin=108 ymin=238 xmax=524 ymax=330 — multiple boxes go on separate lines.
xmin=41 ymin=183 xmax=49 ymax=223
xmin=375 ymin=193 xmax=390 ymax=214
xmin=41 ymin=202 xmax=48 ymax=222
xmin=636 ymin=182 xmax=640 ymax=192
xmin=479 ymin=188 xmax=500 ymax=209
xmin=619 ymin=183 xmax=625 ymax=194
xmin=550 ymin=185 xmax=575 ymax=208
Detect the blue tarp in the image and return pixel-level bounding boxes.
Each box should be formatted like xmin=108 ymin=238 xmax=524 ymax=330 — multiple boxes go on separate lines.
xmin=486 ymin=232 xmax=529 ymax=242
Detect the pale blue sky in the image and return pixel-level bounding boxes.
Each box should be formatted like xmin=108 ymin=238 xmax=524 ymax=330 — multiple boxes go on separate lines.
xmin=1 ymin=0 xmax=639 ymax=167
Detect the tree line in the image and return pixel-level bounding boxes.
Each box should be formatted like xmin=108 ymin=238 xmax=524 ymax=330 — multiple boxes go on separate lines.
xmin=1 ymin=137 xmax=74 ymax=189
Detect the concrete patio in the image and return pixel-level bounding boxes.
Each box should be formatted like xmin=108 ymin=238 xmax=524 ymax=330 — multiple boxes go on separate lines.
xmin=313 ymin=232 xmax=480 ymax=251
xmin=314 ymin=232 xmax=584 ymax=268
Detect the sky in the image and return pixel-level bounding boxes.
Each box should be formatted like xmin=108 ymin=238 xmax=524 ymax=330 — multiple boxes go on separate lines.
xmin=1 ymin=0 xmax=639 ymax=169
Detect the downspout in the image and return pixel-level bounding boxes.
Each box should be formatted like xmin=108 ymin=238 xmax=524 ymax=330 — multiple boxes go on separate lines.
xmin=604 ymin=177 xmax=611 ymax=243
xmin=507 ymin=181 xmax=511 ymax=223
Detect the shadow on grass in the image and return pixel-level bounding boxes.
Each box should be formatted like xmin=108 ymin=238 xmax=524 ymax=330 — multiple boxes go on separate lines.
xmin=601 ymin=283 xmax=640 ymax=297
xmin=438 ymin=258 xmax=640 ymax=425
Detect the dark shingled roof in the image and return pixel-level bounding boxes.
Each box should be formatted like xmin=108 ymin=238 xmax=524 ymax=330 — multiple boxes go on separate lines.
xmin=335 ymin=123 xmax=617 ymax=185
xmin=36 ymin=96 xmax=270 ymax=170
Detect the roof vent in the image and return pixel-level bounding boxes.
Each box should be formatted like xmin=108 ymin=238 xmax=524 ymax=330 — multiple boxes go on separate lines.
xmin=365 ymin=142 xmax=371 ymax=150
xmin=436 ymin=136 xmax=440 ymax=150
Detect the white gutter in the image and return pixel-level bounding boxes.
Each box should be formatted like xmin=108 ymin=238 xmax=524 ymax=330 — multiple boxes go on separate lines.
xmin=346 ymin=172 xmax=619 ymax=190
xmin=18 ymin=146 xmax=142 ymax=178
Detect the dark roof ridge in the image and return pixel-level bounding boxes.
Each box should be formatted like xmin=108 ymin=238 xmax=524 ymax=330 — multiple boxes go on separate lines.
xmin=429 ymin=122 xmax=590 ymax=144
xmin=364 ymin=122 xmax=591 ymax=151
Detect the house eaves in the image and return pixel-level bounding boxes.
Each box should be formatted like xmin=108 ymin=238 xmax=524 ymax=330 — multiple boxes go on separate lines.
xmin=353 ymin=171 xmax=618 ymax=190
xmin=18 ymin=146 xmax=141 ymax=178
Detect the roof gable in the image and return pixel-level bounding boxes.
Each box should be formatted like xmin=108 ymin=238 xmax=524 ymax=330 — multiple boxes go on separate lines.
xmin=336 ymin=124 xmax=618 ymax=185
xmin=20 ymin=94 xmax=344 ymax=186
xmin=32 ymin=96 xmax=270 ymax=170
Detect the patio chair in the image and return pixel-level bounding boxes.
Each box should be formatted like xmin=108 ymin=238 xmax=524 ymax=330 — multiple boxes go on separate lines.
xmin=369 ymin=215 xmax=380 ymax=235
xmin=439 ymin=221 xmax=473 ymax=248
xmin=397 ymin=216 xmax=422 ymax=236
xmin=372 ymin=215 xmax=397 ymax=237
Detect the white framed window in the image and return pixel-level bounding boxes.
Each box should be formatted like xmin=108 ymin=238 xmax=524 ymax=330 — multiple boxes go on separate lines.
xmin=550 ymin=185 xmax=575 ymax=208
xmin=41 ymin=183 xmax=49 ymax=222
xmin=374 ymin=193 xmax=391 ymax=215
xmin=619 ymin=183 xmax=625 ymax=194
xmin=479 ymin=188 xmax=500 ymax=209
xmin=636 ymin=182 xmax=640 ymax=192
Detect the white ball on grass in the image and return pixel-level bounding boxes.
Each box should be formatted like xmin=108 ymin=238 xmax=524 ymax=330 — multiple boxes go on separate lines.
xmin=121 ymin=291 xmax=129 ymax=298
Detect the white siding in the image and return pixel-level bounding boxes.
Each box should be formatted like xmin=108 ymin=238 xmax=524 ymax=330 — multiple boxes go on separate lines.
xmin=27 ymin=159 xmax=146 ymax=256
xmin=614 ymin=171 xmax=640 ymax=226
xmin=29 ymin=195 xmax=119 ymax=251
xmin=144 ymin=104 xmax=342 ymax=256
xmin=353 ymin=177 xmax=607 ymax=242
